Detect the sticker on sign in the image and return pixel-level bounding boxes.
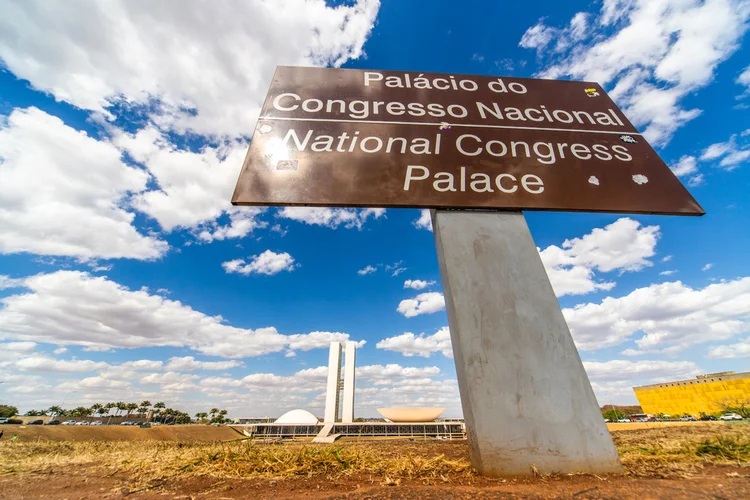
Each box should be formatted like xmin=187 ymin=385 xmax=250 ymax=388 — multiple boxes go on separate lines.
xmin=231 ymin=67 xmax=703 ymax=216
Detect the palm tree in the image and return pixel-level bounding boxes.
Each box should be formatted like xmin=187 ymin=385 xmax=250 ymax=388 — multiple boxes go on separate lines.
xmin=125 ymin=403 xmax=138 ymax=418
xmin=195 ymin=412 xmax=208 ymax=423
xmin=115 ymin=401 xmax=127 ymax=417
xmin=47 ymin=405 xmax=63 ymax=417
xmin=153 ymin=402 xmax=166 ymax=423
xmin=90 ymin=403 xmax=102 ymax=416
xmin=139 ymin=400 xmax=152 ymax=417
xmin=96 ymin=406 xmax=108 ymax=418
xmin=209 ymin=408 xmax=219 ymax=419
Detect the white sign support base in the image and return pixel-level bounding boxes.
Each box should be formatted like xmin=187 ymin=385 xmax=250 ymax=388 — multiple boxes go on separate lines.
xmin=431 ymin=209 xmax=623 ymax=476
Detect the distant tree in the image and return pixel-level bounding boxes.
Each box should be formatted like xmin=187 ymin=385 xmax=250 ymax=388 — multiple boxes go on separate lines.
xmin=115 ymin=401 xmax=127 ymax=417
xmin=715 ymin=398 xmax=750 ymax=419
xmin=25 ymin=409 xmax=42 ymax=417
xmin=47 ymin=405 xmax=63 ymax=417
xmin=125 ymin=403 xmax=138 ymax=417
xmin=0 ymin=404 xmax=18 ymax=418
xmin=195 ymin=412 xmax=208 ymax=422
xmin=602 ymin=408 xmax=624 ymax=421
xmin=139 ymin=400 xmax=152 ymax=416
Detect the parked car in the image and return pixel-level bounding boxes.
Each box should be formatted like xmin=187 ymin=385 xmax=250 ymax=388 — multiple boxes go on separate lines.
xmin=120 ymin=421 xmax=132 ymax=426
xmin=679 ymin=415 xmax=697 ymax=421
xmin=75 ymin=421 xmax=89 ymax=425
xmin=89 ymin=421 xmax=103 ymax=426
xmin=45 ymin=419 xmax=61 ymax=425
xmin=617 ymin=418 xmax=630 ymax=423
xmin=62 ymin=420 xmax=77 ymax=425
xmin=700 ymin=415 xmax=718 ymax=421
xmin=0 ymin=418 xmax=9 ymax=424
xmin=28 ymin=419 xmax=44 ymax=425
xmin=719 ymin=413 xmax=743 ymax=421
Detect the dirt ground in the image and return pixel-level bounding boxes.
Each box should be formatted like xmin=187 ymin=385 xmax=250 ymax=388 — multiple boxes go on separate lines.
xmin=1 ymin=424 xmax=749 ymax=499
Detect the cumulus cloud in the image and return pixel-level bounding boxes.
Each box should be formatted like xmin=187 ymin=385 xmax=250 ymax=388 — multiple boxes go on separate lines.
xmin=563 ymin=277 xmax=750 ymax=352
xmin=0 ymin=0 xmax=380 ymax=138
xmin=376 ymin=327 xmax=453 ymax=358
xmin=114 ymin=127 xmax=266 ymax=240
xmin=277 ymin=207 xmax=385 ymax=230
xmin=222 ymin=250 xmax=297 ymax=276
xmin=15 ymin=356 xmax=109 ymax=373
xmin=520 ymin=0 xmax=750 ymax=146
xmin=413 ymin=209 xmax=433 ymax=231
xmin=397 ymin=292 xmax=445 ymax=318
xmin=0 ymin=270 xmax=362 ymax=358
xmin=0 ymin=107 xmax=168 ymax=261
xmin=540 ymin=218 xmax=659 ymax=297
xmin=164 ymin=356 xmax=243 ymax=372
xmin=403 ymin=279 xmax=436 ymax=290
xmin=708 ymin=338 xmax=750 ymax=358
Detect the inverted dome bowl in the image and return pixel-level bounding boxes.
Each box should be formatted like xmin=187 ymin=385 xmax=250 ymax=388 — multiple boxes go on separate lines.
xmin=377 ymin=407 xmax=446 ymax=422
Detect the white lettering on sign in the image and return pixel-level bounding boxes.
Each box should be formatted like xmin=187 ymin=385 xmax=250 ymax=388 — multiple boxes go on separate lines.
xmin=404 ymin=165 xmax=545 ymax=195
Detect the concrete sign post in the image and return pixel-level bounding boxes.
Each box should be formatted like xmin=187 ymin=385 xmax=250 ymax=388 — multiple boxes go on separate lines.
xmin=432 ymin=210 xmax=622 ymax=475
xmin=232 ymin=67 xmax=704 ymax=476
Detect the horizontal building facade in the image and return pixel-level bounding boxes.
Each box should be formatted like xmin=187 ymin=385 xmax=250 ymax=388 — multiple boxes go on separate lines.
xmin=633 ymin=371 xmax=750 ymax=416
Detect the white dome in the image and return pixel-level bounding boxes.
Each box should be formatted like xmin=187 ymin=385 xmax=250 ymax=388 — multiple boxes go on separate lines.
xmin=274 ymin=409 xmax=319 ymax=424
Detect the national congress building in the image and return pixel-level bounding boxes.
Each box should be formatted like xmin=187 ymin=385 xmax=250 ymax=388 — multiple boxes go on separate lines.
xmin=633 ymin=371 xmax=750 ymax=417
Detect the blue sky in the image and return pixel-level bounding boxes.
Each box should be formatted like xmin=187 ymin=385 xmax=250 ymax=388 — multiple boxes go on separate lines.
xmin=0 ymin=0 xmax=749 ymax=418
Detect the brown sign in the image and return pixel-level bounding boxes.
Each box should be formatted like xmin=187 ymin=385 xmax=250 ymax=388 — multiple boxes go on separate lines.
xmin=231 ymin=67 xmax=704 ymax=215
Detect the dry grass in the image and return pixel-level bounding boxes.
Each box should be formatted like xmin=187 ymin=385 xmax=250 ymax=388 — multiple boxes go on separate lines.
xmin=0 ymin=440 xmax=473 ymax=484
xmin=612 ymin=423 xmax=750 ymax=477
xmin=1 ymin=424 xmax=749 ymax=484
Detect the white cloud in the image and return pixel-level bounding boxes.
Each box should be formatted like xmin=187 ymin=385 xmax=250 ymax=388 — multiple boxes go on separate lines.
xmin=659 ymin=270 xmax=677 ymax=276
xmin=0 ymin=107 xmax=168 ymax=261
xmin=563 ymin=277 xmax=750 ymax=352
xmin=540 ymin=218 xmax=659 ymax=297
xmin=518 ymin=22 xmax=557 ymax=50
xmin=662 ymin=255 xmax=673 ymax=262
xmin=699 ymin=133 xmax=750 ymax=170
xmin=15 ymin=356 xmax=109 ymax=373
xmin=114 ymin=126 xmax=266 ymax=239
xmin=403 ymin=279 xmax=436 ymax=290
xmin=222 ymin=250 xmax=296 ymax=276
xmin=0 ymin=341 xmax=37 ymax=362
xmin=358 ymin=265 xmax=377 ymax=276
xmin=164 ymin=356 xmax=243 ymax=372
xmin=286 ymin=332 xmax=365 ymax=351
xmin=391 ymin=267 xmax=406 ymax=277
xmin=670 ymin=155 xmax=698 ymax=177
xmin=0 ymin=276 xmax=25 ymax=290
xmin=708 ymin=337 xmax=750 ymax=358
xmin=413 ymin=209 xmax=433 ymax=231
xmin=520 ymin=0 xmax=750 ymax=145
xmin=0 ymin=0 xmax=380 ymax=138
xmin=397 ymin=292 xmax=445 ymax=318
xmin=277 ymin=207 xmax=385 ymax=229
xmin=702 ymin=263 xmax=713 ymax=271
xmin=377 ymin=327 xmax=453 ymax=358
xmin=357 ymin=364 xmax=441 ymax=380
xmin=0 ymin=270 xmax=362 ymax=358
xmin=583 ymin=359 xmax=701 ymax=383
xmin=737 ymin=64 xmax=750 ymax=95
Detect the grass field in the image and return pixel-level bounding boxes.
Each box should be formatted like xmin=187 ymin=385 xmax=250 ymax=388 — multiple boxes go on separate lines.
xmin=1 ymin=423 xmax=749 ymax=498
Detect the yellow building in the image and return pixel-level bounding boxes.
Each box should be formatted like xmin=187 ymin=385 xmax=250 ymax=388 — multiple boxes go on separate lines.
xmin=633 ymin=371 xmax=750 ymax=417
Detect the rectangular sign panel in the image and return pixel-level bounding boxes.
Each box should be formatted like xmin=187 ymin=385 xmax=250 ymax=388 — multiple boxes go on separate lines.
xmin=231 ymin=67 xmax=704 ymax=215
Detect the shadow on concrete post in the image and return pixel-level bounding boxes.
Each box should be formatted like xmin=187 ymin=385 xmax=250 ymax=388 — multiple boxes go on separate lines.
xmin=432 ymin=209 xmax=623 ymax=476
